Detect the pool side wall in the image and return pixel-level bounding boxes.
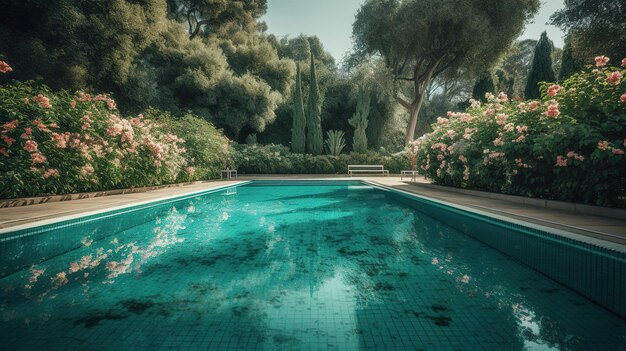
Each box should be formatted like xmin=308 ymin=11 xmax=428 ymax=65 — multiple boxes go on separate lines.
xmin=387 ymin=190 xmax=626 ymax=320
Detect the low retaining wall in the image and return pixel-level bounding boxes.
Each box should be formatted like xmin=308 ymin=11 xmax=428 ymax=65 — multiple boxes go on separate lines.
xmin=0 ymin=181 xmax=214 ymax=208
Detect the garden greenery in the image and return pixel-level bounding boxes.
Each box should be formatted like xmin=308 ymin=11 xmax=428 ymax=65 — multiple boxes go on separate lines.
xmin=413 ymin=57 xmax=626 ymax=207
xmin=0 ymin=78 xmax=231 ymax=199
xmin=233 ymin=144 xmax=409 ymax=175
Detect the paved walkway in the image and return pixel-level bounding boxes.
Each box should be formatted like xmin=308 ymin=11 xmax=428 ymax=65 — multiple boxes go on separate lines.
xmin=1 ymin=176 xmax=625 ymax=247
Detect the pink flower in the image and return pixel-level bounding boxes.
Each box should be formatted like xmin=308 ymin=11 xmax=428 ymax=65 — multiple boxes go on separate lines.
xmin=597 ymin=140 xmax=609 ymax=150
xmin=436 ymin=117 xmax=449 ymax=125
xmin=33 ymin=119 xmax=51 ymax=132
xmin=2 ymin=119 xmax=19 ymax=131
xmin=495 ymin=113 xmax=508 ymax=125
xmin=43 ymin=169 xmax=59 ymax=178
xmin=33 ymin=94 xmax=51 ymax=109
xmin=497 ymin=92 xmax=508 ymax=102
xmin=516 ymin=125 xmax=528 ymax=133
xmin=432 ymin=258 xmax=439 ymax=265
xmin=78 ymin=92 xmax=92 ymax=102
xmin=185 ymin=166 xmax=196 ymax=175
xmin=621 ymin=58 xmax=626 ymax=67
xmin=458 ymin=155 xmax=467 ymax=163
xmin=621 ymin=93 xmax=626 ymax=104
xmin=31 ymin=152 xmax=47 ymax=164
xmin=607 ymin=71 xmax=622 ymax=85
xmin=595 ymin=55 xmax=609 ymax=67
xmin=50 ymin=132 xmax=69 ymax=148
xmin=527 ymin=101 xmax=539 ymax=111
xmin=547 ymin=84 xmax=561 ymax=97
xmin=0 ymin=147 xmax=8 ymax=157
xmin=613 ymin=149 xmax=625 ymax=155
xmin=544 ymin=103 xmax=560 ymax=118
xmin=566 ymin=151 xmax=576 ymax=158
xmin=2 ymin=135 xmax=16 ymax=146
xmin=492 ymin=138 xmax=503 ymax=146
xmin=81 ymin=164 xmax=95 ymax=176
xmin=23 ymin=140 xmax=38 ymax=152
xmin=623 ymin=139 xmax=626 ymax=147
xmin=106 ymin=124 xmax=123 ymax=137
xmin=460 ymin=275 xmax=470 ymax=284
xmin=81 ymin=122 xmax=91 ymax=130
xmin=437 ymin=154 xmax=444 ymax=161
xmin=23 ymin=97 xmax=29 ymax=104
xmin=555 ymin=155 xmax=568 ymax=167
xmin=70 ymin=100 xmax=76 ymax=108
xmin=512 ymin=134 xmax=526 ymax=143
xmin=106 ymin=98 xmax=117 ymax=110
xmin=0 ymin=61 xmax=12 ymax=73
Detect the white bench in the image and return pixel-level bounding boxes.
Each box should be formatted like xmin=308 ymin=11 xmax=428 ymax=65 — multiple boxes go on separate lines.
xmin=348 ymin=165 xmax=389 ymax=176
xmin=401 ymin=170 xmax=419 ymax=181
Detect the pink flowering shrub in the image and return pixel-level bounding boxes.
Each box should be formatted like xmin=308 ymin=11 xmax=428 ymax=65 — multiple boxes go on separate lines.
xmin=0 ymin=81 xmax=231 ymax=198
xmin=414 ymin=58 xmax=626 ymax=207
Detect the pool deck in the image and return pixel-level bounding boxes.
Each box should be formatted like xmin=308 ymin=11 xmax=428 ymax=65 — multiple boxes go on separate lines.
xmin=1 ymin=175 xmax=625 ymax=248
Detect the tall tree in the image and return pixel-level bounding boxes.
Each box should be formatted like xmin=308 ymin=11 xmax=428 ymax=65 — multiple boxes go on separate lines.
xmin=559 ymin=36 xmax=583 ymax=80
xmin=291 ymin=63 xmax=306 ymax=153
xmin=472 ymin=72 xmax=496 ymax=102
xmin=551 ymin=0 xmax=625 ymax=62
xmin=167 ymin=0 xmax=267 ymax=39
xmin=524 ymin=31 xmax=556 ymax=100
xmin=349 ymin=88 xmax=371 ymax=153
xmin=352 ymin=0 xmax=539 ymax=143
xmin=306 ymin=54 xmax=323 ymax=155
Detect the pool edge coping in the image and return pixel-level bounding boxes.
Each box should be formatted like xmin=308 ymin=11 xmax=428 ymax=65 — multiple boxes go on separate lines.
xmin=0 ymin=181 xmax=251 ymax=236
xmin=363 ymin=180 xmax=626 ymax=254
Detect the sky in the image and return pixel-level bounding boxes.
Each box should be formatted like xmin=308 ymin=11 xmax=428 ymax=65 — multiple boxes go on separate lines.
xmin=262 ymin=0 xmax=566 ymax=63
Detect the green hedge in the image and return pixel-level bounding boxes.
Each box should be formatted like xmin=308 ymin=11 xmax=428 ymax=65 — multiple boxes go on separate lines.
xmin=413 ymin=58 xmax=626 ymax=207
xmin=233 ymin=144 xmax=410 ymax=174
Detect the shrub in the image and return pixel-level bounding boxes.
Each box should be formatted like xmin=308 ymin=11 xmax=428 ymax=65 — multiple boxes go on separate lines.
xmin=0 ymin=81 xmax=231 ymax=198
xmin=414 ymin=57 xmax=626 ymax=207
xmin=233 ymin=144 xmax=410 ymax=174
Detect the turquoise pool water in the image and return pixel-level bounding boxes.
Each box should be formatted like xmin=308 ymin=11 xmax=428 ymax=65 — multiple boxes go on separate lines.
xmin=0 ymin=182 xmax=624 ymax=350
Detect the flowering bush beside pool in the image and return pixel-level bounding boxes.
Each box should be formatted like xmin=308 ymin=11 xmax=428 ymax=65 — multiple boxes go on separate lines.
xmin=0 ymin=76 xmax=231 ymax=199
xmin=413 ymin=57 xmax=626 ymax=207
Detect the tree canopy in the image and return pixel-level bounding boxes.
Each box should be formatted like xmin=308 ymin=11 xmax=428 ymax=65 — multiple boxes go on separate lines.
xmin=551 ymin=0 xmax=625 ymax=62
xmin=352 ymin=0 xmax=540 ymax=142
xmin=524 ymin=32 xmax=556 ymax=100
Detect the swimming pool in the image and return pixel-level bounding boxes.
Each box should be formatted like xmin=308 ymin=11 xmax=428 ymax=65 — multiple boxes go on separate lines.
xmin=0 ymin=181 xmax=624 ymax=350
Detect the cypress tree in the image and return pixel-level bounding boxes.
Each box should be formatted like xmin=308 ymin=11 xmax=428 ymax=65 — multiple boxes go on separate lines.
xmin=472 ymin=71 xmax=495 ymax=102
xmin=525 ymin=31 xmax=556 ymax=100
xmin=306 ymin=53 xmax=323 ymax=155
xmin=349 ymin=88 xmax=371 ymax=153
xmin=559 ymin=36 xmax=583 ymax=81
xmin=291 ymin=63 xmax=306 ymax=153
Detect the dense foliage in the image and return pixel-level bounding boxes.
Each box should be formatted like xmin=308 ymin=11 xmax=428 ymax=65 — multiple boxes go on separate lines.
xmin=233 ymin=144 xmax=410 ymax=175
xmin=551 ymin=0 xmax=625 ymax=63
xmin=291 ymin=63 xmax=306 ymax=153
xmin=306 ymin=54 xmax=324 ymax=155
xmin=413 ymin=58 xmax=626 ymax=207
xmin=0 ymin=80 xmax=231 ymax=199
xmin=0 ymin=0 xmax=292 ymax=142
xmin=352 ymin=0 xmax=540 ymax=142
xmin=524 ymin=32 xmax=556 ymax=99
xmin=348 ymin=88 xmax=371 ymax=153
